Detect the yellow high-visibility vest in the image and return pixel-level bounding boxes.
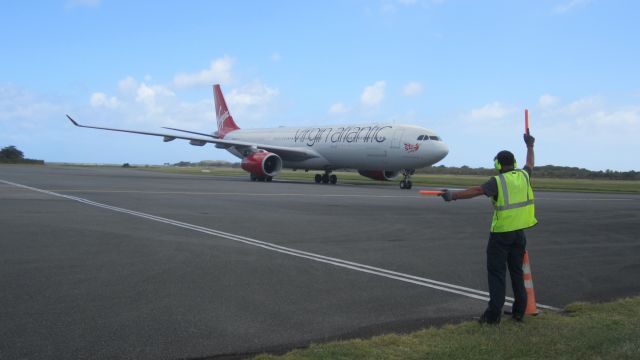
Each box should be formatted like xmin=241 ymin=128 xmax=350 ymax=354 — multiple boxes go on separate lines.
xmin=491 ymin=170 xmax=537 ymax=232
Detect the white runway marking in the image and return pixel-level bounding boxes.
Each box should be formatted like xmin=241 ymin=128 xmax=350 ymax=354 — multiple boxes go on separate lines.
xmin=53 ymin=190 xmax=420 ymax=198
xmin=1 ymin=179 xmax=561 ymax=311
xmin=4 ymin=187 xmax=637 ymax=202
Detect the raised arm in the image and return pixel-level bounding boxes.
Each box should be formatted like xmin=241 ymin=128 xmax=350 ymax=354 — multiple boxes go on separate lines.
xmin=524 ymin=132 xmax=535 ymax=169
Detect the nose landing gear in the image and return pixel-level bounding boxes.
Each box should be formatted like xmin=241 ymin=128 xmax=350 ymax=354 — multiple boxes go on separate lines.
xmin=399 ymin=169 xmax=414 ymax=189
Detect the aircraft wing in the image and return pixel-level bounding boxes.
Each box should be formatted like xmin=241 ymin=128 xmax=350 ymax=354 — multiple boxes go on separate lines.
xmin=66 ymin=115 xmax=319 ymax=162
xmin=161 ymin=126 xmax=220 ymax=139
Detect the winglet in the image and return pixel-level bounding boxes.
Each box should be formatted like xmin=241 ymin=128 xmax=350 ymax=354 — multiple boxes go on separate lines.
xmin=66 ymin=114 xmax=80 ymax=126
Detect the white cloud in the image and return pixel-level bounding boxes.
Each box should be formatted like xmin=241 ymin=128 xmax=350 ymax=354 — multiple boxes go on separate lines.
xmin=360 ymin=81 xmax=386 ymax=107
xmin=225 ymin=81 xmax=279 ymax=123
xmin=135 ymin=85 xmax=155 ymax=105
xmin=522 ymin=96 xmax=638 ymax=170
xmin=134 ymin=83 xmax=174 ymax=114
xmin=470 ymin=101 xmax=516 ymax=120
xmin=538 ymin=106 xmax=638 ymax=151
xmin=403 ymin=81 xmax=424 ymax=96
xmin=82 ymin=76 xmax=209 ymax=128
xmin=328 ymin=102 xmax=350 ymax=116
xmin=90 ymin=92 xmax=119 ymax=109
xmin=538 ymin=94 xmax=560 ymax=109
xmin=441 ymin=95 xmax=640 ymax=170
xmin=227 ymin=82 xmax=278 ymax=107
xmin=561 ymin=96 xmax=604 ymax=116
xmin=173 ymin=56 xmax=233 ymax=88
xmin=553 ymin=0 xmax=591 ymax=14
xmin=527 ymin=95 xmax=637 ymax=133
xmin=591 ymin=107 xmax=640 ymax=127
xmin=79 ymin=63 xmax=279 ymax=130
xmin=118 ymin=76 xmax=138 ymax=95
xmin=0 ymin=85 xmax=62 ymax=122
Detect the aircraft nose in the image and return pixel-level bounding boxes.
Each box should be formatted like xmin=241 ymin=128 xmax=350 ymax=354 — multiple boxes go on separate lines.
xmin=434 ymin=141 xmax=449 ymax=163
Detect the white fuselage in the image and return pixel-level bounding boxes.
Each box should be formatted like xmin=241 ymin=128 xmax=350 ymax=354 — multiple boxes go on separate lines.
xmin=224 ymin=123 xmax=449 ymax=171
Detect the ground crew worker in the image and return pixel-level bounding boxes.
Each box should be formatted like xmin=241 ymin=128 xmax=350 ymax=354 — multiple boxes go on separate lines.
xmin=439 ymin=132 xmax=536 ymax=324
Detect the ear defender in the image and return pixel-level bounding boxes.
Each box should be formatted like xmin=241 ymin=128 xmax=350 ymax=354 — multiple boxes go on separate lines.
xmin=494 ymin=157 xmax=502 ymax=171
xmin=494 ymin=157 xmax=518 ymax=171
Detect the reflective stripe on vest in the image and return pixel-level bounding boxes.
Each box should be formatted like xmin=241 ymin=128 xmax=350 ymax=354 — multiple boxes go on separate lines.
xmin=495 ymin=173 xmax=535 ymax=211
xmin=490 ymin=170 xmax=537 ymax=233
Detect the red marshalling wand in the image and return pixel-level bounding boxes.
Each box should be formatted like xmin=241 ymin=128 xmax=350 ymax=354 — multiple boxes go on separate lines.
xmin=419 ymin=190 xmax=444 ymax=196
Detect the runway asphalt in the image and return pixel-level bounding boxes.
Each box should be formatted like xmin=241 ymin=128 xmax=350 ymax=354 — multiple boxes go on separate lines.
xmin=1 ymin=164 xmax=639 ymax=359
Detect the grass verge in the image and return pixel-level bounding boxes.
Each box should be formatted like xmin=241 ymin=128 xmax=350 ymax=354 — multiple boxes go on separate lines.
xmin=132 ymin=166 xmax=640 ymax=194
xmin=253 ymin=297 xmax=640 ymax=360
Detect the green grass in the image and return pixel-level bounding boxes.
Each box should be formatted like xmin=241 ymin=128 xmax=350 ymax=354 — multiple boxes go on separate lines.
xmin=253 ymin=297 xmax=640 ymax=360
xmin=132 ymin=166 xmax=640 ymax=194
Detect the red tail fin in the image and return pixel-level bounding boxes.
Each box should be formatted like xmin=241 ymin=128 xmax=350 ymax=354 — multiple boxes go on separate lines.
xmin=213 ymin=84 xmax=240 ymax=138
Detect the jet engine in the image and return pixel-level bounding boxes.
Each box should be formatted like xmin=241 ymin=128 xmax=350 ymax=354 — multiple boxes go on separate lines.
xmin=241 ymin=151 xmax=283 ymax=179
xmin=357 ymin=170 xmax=400 ymax=181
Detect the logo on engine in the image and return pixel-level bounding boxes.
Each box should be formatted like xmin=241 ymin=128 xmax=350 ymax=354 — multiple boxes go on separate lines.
xmin=404 ymin=143 xmax=420 ymax=153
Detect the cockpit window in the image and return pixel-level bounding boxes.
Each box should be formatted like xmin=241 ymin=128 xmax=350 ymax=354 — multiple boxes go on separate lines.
xmin=417 ymin=134 xmax=442 ymax=141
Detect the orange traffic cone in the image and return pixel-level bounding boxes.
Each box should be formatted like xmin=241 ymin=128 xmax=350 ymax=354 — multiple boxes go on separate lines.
xmin=523 ymin=250 xmax=539 ymax=315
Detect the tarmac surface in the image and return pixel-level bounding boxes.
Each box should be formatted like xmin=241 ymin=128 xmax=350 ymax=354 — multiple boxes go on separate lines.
xmin=1 ymin=164 xmax=639 ymax=359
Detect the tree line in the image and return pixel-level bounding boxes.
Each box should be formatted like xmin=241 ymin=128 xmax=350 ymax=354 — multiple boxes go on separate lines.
xmin=4 ymin=144 xmax=634 ymax=180
xmin=418 ymin=164 xmax=639 ymax=181
xmin=0 ymin=145 xmax=44 ymax=164
xmin=172 ymin=160 xmax=638 ymax=181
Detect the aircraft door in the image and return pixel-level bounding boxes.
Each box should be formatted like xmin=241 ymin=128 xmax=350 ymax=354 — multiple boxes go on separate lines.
xmin=390 ymin=128 xmax=405 ymax=149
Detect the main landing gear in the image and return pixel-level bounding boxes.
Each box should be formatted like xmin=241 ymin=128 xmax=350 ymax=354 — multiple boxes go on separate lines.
xmin=250 ymin=173 xmax=273 ymax=182
xmin=399 ymin=169 xmax=414 ymax=189
xmin=314 ymin=170 xmax=337 ymax=184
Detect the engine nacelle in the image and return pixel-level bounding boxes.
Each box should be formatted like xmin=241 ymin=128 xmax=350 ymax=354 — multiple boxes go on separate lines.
xmin=357 ymin=170 xmax=400 ymax=181
xmin=241 ymin=151 xmax=282 ymax=178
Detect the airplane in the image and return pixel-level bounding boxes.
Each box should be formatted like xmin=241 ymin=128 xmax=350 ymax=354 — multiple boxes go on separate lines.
xmin=67 ymin=84 xmax=449 ymax=189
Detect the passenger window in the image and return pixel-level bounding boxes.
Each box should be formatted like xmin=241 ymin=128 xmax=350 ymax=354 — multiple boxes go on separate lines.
xmin=417 ymin=135 xmax=424 ymax=141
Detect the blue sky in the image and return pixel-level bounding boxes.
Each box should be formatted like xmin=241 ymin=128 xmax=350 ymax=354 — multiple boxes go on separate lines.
xmin=1 ymin=0 xmax=638 ymax=171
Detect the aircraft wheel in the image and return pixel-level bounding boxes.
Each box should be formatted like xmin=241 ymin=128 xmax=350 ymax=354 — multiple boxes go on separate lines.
xmin=399 ymin=180 xmax=406 ymax=189
xmin=322 ymin=174 xmax=329 ymax=184
xmin=250 ymin=173 xmax=257 ymax=181
xmin=329 ymin=174 xmax=337 ymax=184
xmin=406 ymin=180 xmax=412 ymax=189
xmin=315 ymin=174 xmax=322 ymax=183
xmin=266 ymin=176 xmax=273 ymax=182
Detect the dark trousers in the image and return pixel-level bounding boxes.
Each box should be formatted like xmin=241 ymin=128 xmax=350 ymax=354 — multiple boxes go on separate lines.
xmin=484 ymin=230 xmax=527 ymax=321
